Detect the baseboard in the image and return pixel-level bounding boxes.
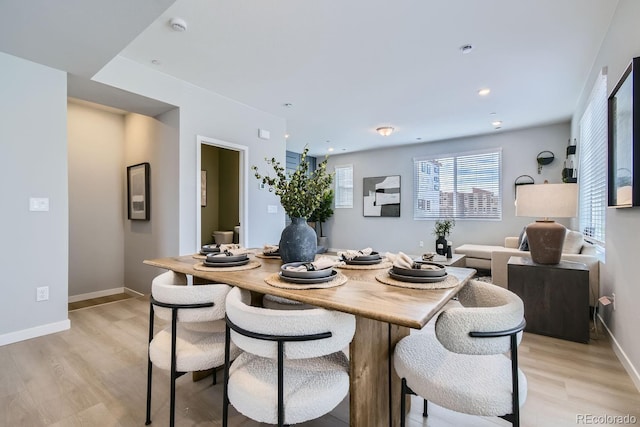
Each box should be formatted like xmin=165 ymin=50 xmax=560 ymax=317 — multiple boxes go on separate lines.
xmin=124 ymin=287 xmax=144 ymax=297
xmin=69 ymin=287 xmax=130 ymax=303
xmin=0 ymin=319 xmax=70 ymax=346
xmin=597 ymin=314 xmax=640 ymax=392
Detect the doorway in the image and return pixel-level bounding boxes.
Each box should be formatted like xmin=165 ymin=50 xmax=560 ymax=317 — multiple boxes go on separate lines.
xmin=196 ymin=136 xmax=248 ymax=248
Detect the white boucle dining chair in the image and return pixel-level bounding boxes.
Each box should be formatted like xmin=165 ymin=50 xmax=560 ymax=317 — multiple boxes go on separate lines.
xmin=145 ymin=271 xmax=238 ymax=427
xmin=394 ymin=280 xmax=527 ymax=427
xmin=222 ymin=287 xmax=356 ymax=427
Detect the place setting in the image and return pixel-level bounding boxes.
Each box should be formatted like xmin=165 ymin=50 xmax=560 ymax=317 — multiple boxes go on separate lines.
xmin=336 ymin=247 xmax=392 ymax=270
xmin=193 ymin=243 xmax=244 ymax=259
xmin=255 ymin=244 xmax=281 ymax=259
xmin=376 ymin=252 xmax=458 ymax=289
xmin=265 ymin=256 xmax=348 ymax=289
xmin=193 ymin=247 xmax=261 ymax=271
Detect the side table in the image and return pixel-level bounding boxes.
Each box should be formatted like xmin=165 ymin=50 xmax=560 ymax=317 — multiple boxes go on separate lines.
xmin=507 ymin=256 xmax=589 ymax=343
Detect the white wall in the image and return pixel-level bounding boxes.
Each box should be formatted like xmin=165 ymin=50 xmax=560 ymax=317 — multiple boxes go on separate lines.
xmin=325 ymin=122 xmax=570 ymax=253
xmin=0 ymin=52 xmax=69 ymax=344
xmin=570 ymin=0 xmax=640 ymax=389
xmin=123 ymin=110 xmax=181 ymax=294
xmin=67 ymin=101 xmax=125 ymax=297
xmin=94 ymin=57 xmax=287 ymax=254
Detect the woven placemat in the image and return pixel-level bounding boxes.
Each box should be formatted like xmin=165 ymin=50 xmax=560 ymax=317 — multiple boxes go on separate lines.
xmin=192 ymin=253 xmax=206 ymax=260
xmin=337 ymin=260 xmax=392 ymax=270
xmin=255 ymin=253 xmax=281 ymax=260
xmin=265 ymin=272 xmax=348 ymax=290
xmin=193 ymin=260 xmax=261 ymax=272
xmin=375 ymin=271 xmax=459 ymax=289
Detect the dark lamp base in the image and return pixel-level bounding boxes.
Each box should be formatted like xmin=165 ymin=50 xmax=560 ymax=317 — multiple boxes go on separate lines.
xmin=525 ymin=220 xmax=566 ymax=265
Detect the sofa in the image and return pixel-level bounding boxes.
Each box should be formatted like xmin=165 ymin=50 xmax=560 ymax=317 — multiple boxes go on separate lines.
xmin=455 ymin=232 xmax=600 ymax=305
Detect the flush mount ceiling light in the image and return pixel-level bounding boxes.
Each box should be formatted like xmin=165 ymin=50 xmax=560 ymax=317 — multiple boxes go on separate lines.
xmin=169 ymin=17 xmax=187 ymax=32
xmin=376 ymin=126 xmax=394 ymax=136
xmin=478 ymin=88 xmax=491 ymax=96
xmin=492 ymin=120 xmax=503 ymax=127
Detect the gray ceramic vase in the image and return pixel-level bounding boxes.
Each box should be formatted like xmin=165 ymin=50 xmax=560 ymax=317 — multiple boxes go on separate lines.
xmin=279 ymin=217 xmax=318 ymax=263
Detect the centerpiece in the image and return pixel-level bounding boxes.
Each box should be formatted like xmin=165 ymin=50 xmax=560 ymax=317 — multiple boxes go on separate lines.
xmin=252 ymin=147 xmax=333 ymax=263
xmin=433 ymin=218 xmax=455 ymax=255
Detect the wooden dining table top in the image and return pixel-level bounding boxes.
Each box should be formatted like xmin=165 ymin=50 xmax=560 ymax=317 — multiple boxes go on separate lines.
xmin=143 ymin=254 xmax=476 ymax=329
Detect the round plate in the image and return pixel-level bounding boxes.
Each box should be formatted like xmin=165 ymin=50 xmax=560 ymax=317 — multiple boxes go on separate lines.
xmin=262 ymin=251 xmax=280 ymax=257
xmin=278 ymin=270 xmax=337 ymax=284
xmin=203 ymin=258 xmax=250 ymax=268
xmin=345 ymin=258 xmax=382 ymax=265
xmin=200 ymin=245 xmax=221 ymax=254
xmin=348 ymin=251 xmax=381 ymax=262
xmin=205 ymin=253 xmax=248 ymax=263
xmin=391 ymin=264 xmax=446 ymax=277
xmin=281 ymin=262 xmax=334 ymax=279
xmin=388 ymin=269 xmax=448 ymax=283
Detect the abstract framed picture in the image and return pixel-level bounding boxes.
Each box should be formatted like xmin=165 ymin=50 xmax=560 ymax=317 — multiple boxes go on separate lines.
xmin=127 ymin=162 xmax=150 ymax=220
xmin=363 ymin=175 xmax=400 ymax=217
xmin=608 ymin=56 xmax=640 ymax=207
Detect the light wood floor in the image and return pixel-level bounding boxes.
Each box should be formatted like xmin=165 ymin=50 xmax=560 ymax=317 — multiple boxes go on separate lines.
xmin=1 ymin=295 xmax=639 ymax=426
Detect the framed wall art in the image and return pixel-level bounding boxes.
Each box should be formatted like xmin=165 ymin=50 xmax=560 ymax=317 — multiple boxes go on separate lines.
xmin=127 ymin=162 xmax=150 ymax=220
xmin=201 ymin=170 xmax=207 ymax=207
xmin=608 ymin=56 xmax=640 ymax=207
xmin=363 ymin=175 xmax=400 ymax=217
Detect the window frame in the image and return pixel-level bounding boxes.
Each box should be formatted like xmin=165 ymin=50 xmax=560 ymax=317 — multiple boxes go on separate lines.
xmin=334 ymin=164 xmax=354 ymax=209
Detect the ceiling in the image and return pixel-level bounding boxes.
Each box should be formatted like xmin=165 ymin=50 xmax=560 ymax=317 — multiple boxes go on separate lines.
xmin=1 ymin=0 xmax=619 ymax=157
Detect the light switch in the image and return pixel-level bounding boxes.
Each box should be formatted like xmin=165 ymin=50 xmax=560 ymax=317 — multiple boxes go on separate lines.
xmin=267 ymin=205 xmax=278 ymax=214
xmin=29 ymin=197 xmax=49 ymax=212
xmin=258 ymin=129 xmax=271 ymax=140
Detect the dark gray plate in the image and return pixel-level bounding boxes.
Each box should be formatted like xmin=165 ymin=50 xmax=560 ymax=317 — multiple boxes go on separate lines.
xmin=388 ymin=269 xmax=448 ymax=283
xmin=200 ymin=245 xmax=221 ymax=254
xmin=205 ymin=253 xmax=248 ymax=263
xmin=349 ymin=251 xmax=381 ymax=262
xmin=281 ymin=262 xmax=334 ymax=278
xmin=203 ymin=258 xmax=250 ymax=268
xmin=345 ymin=258 xmax=382 ymax=265
xmin=262 ymin=251 xmax=280 ymax=257
xmin=391 ymin=263 xmax=446 ymax=277
xmin=278 ymin=270 xmax=337 ymax=284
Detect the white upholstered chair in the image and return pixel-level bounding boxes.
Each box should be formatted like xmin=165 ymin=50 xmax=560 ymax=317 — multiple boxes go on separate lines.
xmin=145 ymin=271 xmax=237 ymax=427
xmin=394 ymin=280 xmax=527 ymax=427
xmin=223 ymin=287 xmax=355 ymax=427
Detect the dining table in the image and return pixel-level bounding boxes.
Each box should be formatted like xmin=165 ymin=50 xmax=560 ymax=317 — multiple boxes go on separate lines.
xmin=144 ymin=253 xmax=476 ymax=427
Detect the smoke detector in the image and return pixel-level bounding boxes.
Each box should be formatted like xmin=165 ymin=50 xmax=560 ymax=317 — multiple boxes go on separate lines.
xmin=169 ymin=17 xmax=187 ymax=32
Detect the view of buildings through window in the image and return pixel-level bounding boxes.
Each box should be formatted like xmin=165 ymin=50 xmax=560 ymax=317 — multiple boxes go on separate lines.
xmin=414 ymin=150 xmax=502 ymax=220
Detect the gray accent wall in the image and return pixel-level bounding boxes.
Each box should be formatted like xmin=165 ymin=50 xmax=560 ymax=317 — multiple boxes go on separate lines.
xmin=0 ymin=52 xmax=69 ymax=341
xmin=570 ymin=0 xmax=640 ymax=390
xmin=325 ymin=122 xmax=570 ymax=254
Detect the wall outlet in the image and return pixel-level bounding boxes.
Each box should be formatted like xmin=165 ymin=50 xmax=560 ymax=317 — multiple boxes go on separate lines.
xmin=419 ymin=241 xmax=424 ymax=247
xmin=36 ymin=286 xmax=49 ymax=301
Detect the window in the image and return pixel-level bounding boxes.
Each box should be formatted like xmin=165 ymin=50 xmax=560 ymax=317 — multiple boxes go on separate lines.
xmin=334 ymin=164 xmax=353 ymax=208
xmin=414 ymin=149 xmax=502 ymax=220
xmin=578 ymin=70 xmax=607 ymax=245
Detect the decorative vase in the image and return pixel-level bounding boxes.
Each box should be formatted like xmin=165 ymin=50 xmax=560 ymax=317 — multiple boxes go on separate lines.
xmin=435 ymin=236 xmax=447 ymax=255
xmin=279 ymin=217 xmax=318 ymax=263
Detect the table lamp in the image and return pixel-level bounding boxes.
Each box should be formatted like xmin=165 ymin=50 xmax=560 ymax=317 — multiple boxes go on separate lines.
xmin=515 ymin=183 xmax=578 ymax=264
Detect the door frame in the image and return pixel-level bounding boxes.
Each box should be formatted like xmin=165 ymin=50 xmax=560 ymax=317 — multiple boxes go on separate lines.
xmin=196 ymin=136 xmax=249 ymax=248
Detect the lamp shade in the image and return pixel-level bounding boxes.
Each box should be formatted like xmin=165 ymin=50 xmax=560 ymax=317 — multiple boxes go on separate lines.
xmin=515 ymin=183 xmax=578 ymax=219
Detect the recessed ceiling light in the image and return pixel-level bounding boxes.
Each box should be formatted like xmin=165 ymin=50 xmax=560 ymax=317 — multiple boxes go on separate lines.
xmin=478 ymin=88 xmax=491 ymax=96
xmin=284 ymin=133 xmax=290 ymax=139
xmin=283 ymin=103 xmax=293 ymax=108
xmin=376 ymin=126 xmax=394 ymax=136
xmin=460 ymin=44 xmax=474 ymax=54
xmin=328 ymin=147 xmax=334 ymax=152
xmin=492 ymin=120 xmax=503 ymax=127
xmin=416 ymin=137 xmax=422 ymax=141
xmin=489 ymin=112 xmax=497 ymax=115
xmin=169 ymin=17 xmax=187 ymax=32
xmin=151 ymin=59 xmax=161 ymax=65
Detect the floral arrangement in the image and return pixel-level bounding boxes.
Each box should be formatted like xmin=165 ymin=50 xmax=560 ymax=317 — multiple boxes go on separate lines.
xmin=433 ymin=218 xmax=455 ymax=237
xmin=252 ymin=147 xmax=334 ymax=219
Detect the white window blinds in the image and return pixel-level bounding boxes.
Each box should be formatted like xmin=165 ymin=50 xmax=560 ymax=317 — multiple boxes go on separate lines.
xmin=334 ymin=164 xmax=353 ymax=208
xmin=578 ymin=71 xmax=607 ymax=245
xmin=414 ymin=149 xmax=502 ymax=220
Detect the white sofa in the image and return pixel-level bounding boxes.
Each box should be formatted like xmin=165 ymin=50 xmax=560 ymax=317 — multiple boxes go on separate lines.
xmin=455 ymin=233 xmax=600 ymax=305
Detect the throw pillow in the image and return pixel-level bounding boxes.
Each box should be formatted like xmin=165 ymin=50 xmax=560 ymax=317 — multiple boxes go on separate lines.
xmin=563 ymin=230 xmax=584 ymax=254
xmin=518 ymin=227 xmax=529 ymax=251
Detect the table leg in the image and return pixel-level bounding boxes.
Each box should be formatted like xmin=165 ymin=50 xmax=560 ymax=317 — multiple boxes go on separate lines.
xmin=349 ymin=316 xmax=409 ymax=427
